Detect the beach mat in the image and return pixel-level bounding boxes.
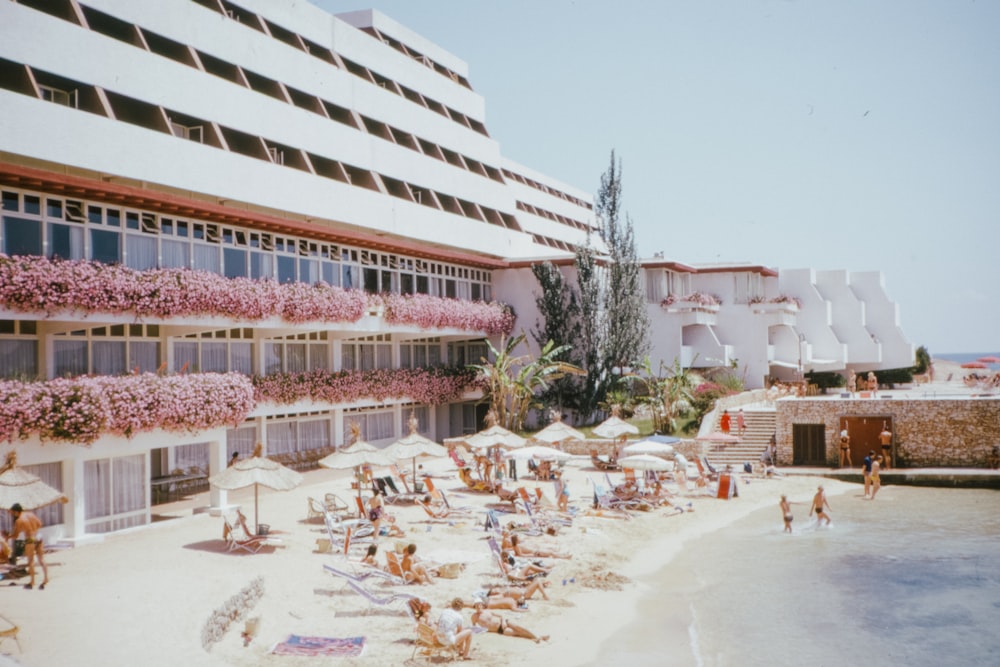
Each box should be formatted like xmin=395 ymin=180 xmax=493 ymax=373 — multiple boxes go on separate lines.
xmin=271 ymin=635 xmax=366 ymax=657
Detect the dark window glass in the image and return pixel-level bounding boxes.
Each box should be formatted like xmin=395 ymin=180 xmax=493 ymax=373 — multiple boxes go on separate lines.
xmin=24 ymin=196 xmax=40 ymax=215
xmin=416 ymin=275 xmax=429 ymax=294
xmin=47 ymin=199 xmax=63 ymax=218
xmin=401 ymin=273 xmax=414 ymax=294
xmin=363 ymin=268 xmax=379 ymax=293
xmin=3 ymin=217 xmax=42 ymax=256
xmin=90 ymin=228 xmax=120 ymax=264
xmin=88 ymin=206 xmax=102 ymax=224
xmin=0 ymin=321 xmax=14 ymax=334
xmin=223 ymin=247 xmax=247 ymax=279
xmin=277 ymin=255 xmax=296 ymax=284
xmin=1 ymin=192 xmax=17 ymax=211
xmin=106 ymin=209 xmax=120 ymax=227
xmin=126 ymin=212 xmax=139 ymax=230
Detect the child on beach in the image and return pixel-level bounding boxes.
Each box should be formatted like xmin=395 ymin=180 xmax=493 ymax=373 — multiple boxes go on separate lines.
xmin=779 ymin=495 xmax=793 ymax=533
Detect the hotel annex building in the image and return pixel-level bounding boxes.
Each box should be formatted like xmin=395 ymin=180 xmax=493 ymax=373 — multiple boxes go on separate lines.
xmin=0 ymin=0 xmax=912 ymax=542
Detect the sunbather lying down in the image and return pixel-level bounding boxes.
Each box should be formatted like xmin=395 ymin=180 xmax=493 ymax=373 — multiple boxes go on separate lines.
xmin=471 ymin=601 xmax=549 ymax=643
xmin=508 ymin=533 xmax=571 ymax=560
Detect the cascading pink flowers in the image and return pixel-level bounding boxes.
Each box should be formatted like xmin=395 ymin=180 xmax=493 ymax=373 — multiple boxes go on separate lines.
xmin=0 ymin=255 xmax=513 ymax=333
xmin=253 ymin=367 xmax=481 ymax=406
xmin=0 ymin=373 xmax=255 ymax=444
xmin=381 ymin=293 xmax=514 ymax=335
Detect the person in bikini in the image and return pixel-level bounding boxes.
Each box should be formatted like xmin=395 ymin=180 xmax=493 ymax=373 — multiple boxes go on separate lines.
xmin=470 ymin=600 xmax=549 ymax=643
xmin=9 ymin=503 xmax=49 ymax=589
xmin=809 ymin=486 xmax=832 ymax=526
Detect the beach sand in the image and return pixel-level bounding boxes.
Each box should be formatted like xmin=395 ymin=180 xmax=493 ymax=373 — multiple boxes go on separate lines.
xmin=0 ymin=365 xmax=970 ymax=666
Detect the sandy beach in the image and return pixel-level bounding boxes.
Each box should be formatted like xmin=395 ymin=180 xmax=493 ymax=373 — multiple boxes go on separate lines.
xmin=0 ymin=360 xmax=981 ymax=666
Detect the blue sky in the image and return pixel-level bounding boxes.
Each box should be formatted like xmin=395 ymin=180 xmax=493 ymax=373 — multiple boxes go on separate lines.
xmin=319 ymin=1 xmax=999 ymax=354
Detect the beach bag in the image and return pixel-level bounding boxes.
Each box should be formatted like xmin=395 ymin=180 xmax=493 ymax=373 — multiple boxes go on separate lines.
xmin=743 ymin=462 xmax=753 ymax=474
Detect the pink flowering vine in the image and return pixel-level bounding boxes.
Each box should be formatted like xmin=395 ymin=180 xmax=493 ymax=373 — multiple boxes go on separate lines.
xmin=253 ymin=367 xmax=481 ymax=406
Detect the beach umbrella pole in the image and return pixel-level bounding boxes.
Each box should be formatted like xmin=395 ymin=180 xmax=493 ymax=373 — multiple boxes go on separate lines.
xmin=254 ymin=483 xmax=259 ymax=534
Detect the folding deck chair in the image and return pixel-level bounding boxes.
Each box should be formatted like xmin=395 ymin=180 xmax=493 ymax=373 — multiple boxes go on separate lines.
xmin=222 ymin=511 xmax=272 ymax=553
xmin=344 ymin=579 xmax=417 ymax=614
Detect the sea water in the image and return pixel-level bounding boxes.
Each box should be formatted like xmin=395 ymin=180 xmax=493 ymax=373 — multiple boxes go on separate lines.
xmin=590 ymin=486 xmax=1000 ymax=667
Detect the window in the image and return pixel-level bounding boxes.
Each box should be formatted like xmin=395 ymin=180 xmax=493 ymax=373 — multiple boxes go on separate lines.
xmin=90 ymin=228 xmax=120 ymax=264
xmin=3 ymin=217 xmax=42 ymax=256
xmin=169 ymin=120 xmax=204 ymax=143
xmin=39 ymin=84 xmax=77 ymax=108
xmin=48 ymin=222 xmax=84 ymax=260
xmin=84 ymin=454 xmax=146 ymax=533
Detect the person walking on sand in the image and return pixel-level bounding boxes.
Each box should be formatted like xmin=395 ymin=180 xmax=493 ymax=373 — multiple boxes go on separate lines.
xmin=809 ymin=486 xmax=832 ymax=526
xmin=720 ymin=410 xmax=731 ymax=435
xmin=862 ymin=450 xmax=875 ymax=498
xmin=870 ymin=456 xmax=883 ymax=500
xmin=9 ymin=503 xmax=49 ymax=589
xmin=780 ymin=495 xmax=793 ymax=533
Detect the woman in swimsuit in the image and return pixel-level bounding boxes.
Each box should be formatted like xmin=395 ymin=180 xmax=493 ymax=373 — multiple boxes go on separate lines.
xmin=470 ymin=601 xmax=549 ymax=642
xmin=870 ymin=456 xmax=882 ymax=500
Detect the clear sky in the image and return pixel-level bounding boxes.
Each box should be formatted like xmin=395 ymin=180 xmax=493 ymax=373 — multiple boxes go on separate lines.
xmin=318 ymin=0 xmax=1000 ymax=355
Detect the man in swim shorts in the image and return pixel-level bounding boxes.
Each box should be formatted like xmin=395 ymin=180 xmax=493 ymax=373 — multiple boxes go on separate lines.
xmin=9 ymin=503 xmax=49 ymax=589
xmin=809 ymin=486 xmax=832 ymax=526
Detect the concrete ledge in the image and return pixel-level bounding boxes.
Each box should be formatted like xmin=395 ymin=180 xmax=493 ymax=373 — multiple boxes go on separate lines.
xmin=783 ymin=467 xmax=1000 ymax=490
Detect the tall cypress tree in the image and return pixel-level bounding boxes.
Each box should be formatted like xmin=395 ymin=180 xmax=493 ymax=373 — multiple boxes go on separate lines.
xmin=596 ymin=151 xmax=649 ymax=377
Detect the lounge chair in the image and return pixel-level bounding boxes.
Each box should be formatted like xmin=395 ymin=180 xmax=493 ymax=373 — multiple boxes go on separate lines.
xmin=447 ymin=448 xmax=468 ymax=469
xmin=384 ymin=551 xmax=415 ymax=584
xmin=0 ymin=613 xmax=21 ymax=653
xmin=412 ymin=621 xmax=460 ymax=661
xmin=416 ymin=499 xmax=472 ymax=523
xmin=222 ymin=512 xmax=270 ymax=553
xmin=323 ymin=493 xmax=352 ymax=519
xmin=324 ymin=562 xmax=405 ymax=586
xmin=590 ymin=449 xmax=620 ymax=471
xmin=344 ymin=579 xmax=418 ymax=614
xmin=307 ymin=497 xmax=329 ymax=522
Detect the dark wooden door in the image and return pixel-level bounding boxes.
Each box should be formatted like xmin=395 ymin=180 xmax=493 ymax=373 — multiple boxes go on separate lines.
xmin=841 ymin=416 xmax=892 ymax=466
xmin=792 ymin=423 xmax=826 ymax=465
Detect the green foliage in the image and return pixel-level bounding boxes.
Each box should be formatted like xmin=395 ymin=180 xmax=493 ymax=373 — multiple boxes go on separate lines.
xmin=875 ymin=368 xmax=914 ymax=387
xmin=914 ymin=345 xmax=930 ymax=374
xmin=574 ymin=242 xmax=606 ymax=419
xmin=632 ymin=357 xmax=699 ymax=435
xmin=805 ymin=371 xmax=846 ymax=393
xmin=531 ymin=261 xmax=583 ymax=412
xmin=689 ymin=381 xmax=734 ymax=429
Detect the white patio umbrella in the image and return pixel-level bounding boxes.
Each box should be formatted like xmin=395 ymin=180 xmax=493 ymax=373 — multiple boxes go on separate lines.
xmin=531 ymin=419 xmax=586 ymax=446
xmin=503 ymin=445 xmax=573 ymax=462
xmin=616 ymin=454 xmax=674 ymax=472
xmin=319 ymin=423 xmax=393 ymax=500
xmin=593 ymin=416 xmax=640 ymax=440
xmin=384 ymin=413 xmax=448 ymax=480
xmin=465 ymin=424 xmax=527 ymax=451
xmin=623 ymin=437 xmax=677 ymax=456
xmin=0 ymin=451 xmax=68 ymax=510
xmin=209 ymin=443 xmax=303 ymax=533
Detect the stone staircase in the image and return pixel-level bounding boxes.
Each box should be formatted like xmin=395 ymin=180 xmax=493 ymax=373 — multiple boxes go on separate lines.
xmin=703 ymin=408 xmax=776 ymax=468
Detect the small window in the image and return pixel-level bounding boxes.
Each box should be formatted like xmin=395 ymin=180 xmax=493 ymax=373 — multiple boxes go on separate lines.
xmin=39 ymin=84 xmax=77 ymax=108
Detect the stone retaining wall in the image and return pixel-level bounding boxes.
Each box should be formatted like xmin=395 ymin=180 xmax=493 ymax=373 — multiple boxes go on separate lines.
xmin=775 ymin=396 xmax=1000 ymax=467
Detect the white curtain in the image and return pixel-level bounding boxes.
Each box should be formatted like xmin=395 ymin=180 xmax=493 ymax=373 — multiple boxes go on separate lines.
xmin=161 ymin=238 xmax=189 ymax=269
xmin=174 ymin=442 xmax=208 ymax=474
xmin=125 ymin=234 xmax=157 ymax=271
xmin=299 ymin=419 xmax=331 ymax=452
xmin=92 ymin=340 xmax=126 ymax=375
xmin=230 ymin=342 xmax=252 ymax=375
xmin=0 ymin=339 xmax=37 ymax=378
xmin=112 ymin=454 xmax=146 ymax=531
xmin=193 ymin=244 xmax=220 ymax=274
xmin=376 ymin=344 xmax=392 ymax=369
xmin=129 ymin=341 xmax=160 ymax=373
xmin=341 ymin=345 xmax=356 ymax=371
xmin=401 ymin=406 xmax=429 ymax=434
xmin=266 ymin=421 xmax=296 ymax=455
xmin=367 ymin=411 xmax=394 ymax=441
xmin=227 ymin=425 xmax=258 ymax=460
xmin=308 ymin=343 xmax=329 ymax=371
xmin=54 ymin=340 xmax=87 ymax=377
xmin=286 ymin=343 xmax=306 ymax=373
xmin=200 ymin=342 xmax=227 ymax=372
xmin=173 ymin=341 xmax=198 ymax=373
xmin=264 ymin=343 xmax=282 ymax=375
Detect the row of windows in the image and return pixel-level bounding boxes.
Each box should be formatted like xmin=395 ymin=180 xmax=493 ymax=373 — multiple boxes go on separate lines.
xmin=503 ymin=169 xmax=592 ymax=212
xmin=0 ymin=57 xmax=524 ymax=233
xmin=0 ymin=323 xmax=484 ymax=380
xmin=516 ymin=200 xmax=591 ymax=233
xmin=18 ymin=0 xmax=484 ymax=138
xmin=0 ymin=188 xmax=494 ymax=300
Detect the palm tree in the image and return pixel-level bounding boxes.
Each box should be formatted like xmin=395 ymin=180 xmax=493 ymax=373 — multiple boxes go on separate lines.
xmin=471 ymin=334 xmax=583 ymax=432
xmin=636 ymin=356 xmax=699 ymax=434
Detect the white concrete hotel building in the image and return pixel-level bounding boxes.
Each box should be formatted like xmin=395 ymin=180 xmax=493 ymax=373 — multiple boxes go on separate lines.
xmin=0 ymin=0 xmax=912 ymax=542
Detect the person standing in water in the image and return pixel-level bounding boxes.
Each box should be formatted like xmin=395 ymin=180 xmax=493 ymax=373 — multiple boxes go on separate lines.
xmin=809 ymin=486 xmax=832 ymax=526
xmin=779 ymin=495 xmax=793 ymax=533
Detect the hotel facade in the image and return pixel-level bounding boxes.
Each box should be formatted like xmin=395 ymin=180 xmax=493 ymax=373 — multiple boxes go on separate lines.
xmin=0 ymin=0 xmax=912 ymax=542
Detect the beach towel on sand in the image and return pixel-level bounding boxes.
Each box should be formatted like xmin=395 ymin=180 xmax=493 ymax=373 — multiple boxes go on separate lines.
xmin=271 ymin=635 xmax=366 ymax=657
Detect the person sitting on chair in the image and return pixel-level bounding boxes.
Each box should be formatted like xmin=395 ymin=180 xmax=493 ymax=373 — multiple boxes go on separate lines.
xmin=402 ymin=543 xmax=436 ymax=585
